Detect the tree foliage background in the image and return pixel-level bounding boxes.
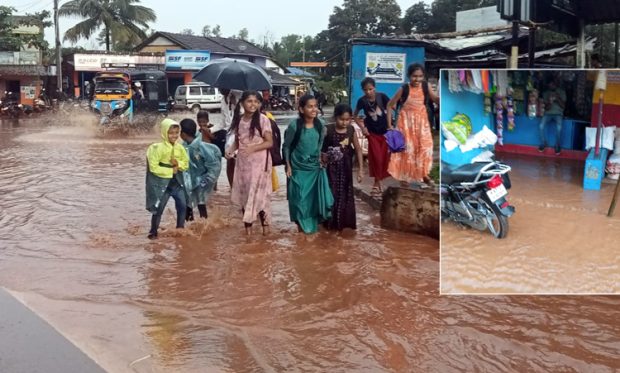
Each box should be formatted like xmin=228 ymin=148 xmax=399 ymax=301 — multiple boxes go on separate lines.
xmin=0 ymin=6 xmax=51 ymax=52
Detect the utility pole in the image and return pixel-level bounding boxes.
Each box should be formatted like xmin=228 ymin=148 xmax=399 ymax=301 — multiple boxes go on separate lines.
xmin=528 ymin=26 xmax=536 ymax=68
xmin=615 ymin=22 xmax=619 ymax=68
xmin=54 ymin=0 xmax=62 ymax=93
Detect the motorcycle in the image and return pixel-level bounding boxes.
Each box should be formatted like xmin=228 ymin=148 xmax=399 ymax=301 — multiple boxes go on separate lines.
xmin=269 ymin=95 xmax=293 ymax=111
xmin=441 ymin=161 xmax=515 ymax=238
xmin=0 ymin=91 xmax=23 ymax=119
xmin=33 ymin=89 xmax=51 ymax=113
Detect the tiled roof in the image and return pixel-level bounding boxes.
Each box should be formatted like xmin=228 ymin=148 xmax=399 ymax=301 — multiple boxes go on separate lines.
xmin=150 ymin=32 xmax=270 ymax=57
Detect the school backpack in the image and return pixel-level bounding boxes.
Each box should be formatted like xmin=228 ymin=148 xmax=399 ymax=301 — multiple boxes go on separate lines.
xmin=257 ymin=114 xmax=284 ymax=170
xmin=397 ymin=82 xmax=435 ymax=126
xmin=268 ymin=117 xmax=284 ymax=167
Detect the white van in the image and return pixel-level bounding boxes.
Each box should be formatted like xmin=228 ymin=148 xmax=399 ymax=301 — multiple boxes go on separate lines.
xmin=174 ymin=83 xmax=222 ymax=113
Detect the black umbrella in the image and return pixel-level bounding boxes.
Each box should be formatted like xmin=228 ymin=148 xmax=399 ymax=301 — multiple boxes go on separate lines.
xmin=193 ymin=59 xmax=272 ymax=91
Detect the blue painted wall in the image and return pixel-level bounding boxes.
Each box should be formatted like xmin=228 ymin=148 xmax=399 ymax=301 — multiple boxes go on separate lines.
xmin=440 ymin=71 xmax=588 ymax=167
xmin=439 ymin=71 xmax=488 ymax=166
xmin=501 ymin=116 xmax=587 ymax=150
xmin=349 ymin=44 xmax=424 ymax=107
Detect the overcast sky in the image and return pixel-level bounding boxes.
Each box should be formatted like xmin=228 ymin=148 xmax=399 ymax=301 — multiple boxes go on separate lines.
xmin=6 ymin=0 xmax=432 ymax=49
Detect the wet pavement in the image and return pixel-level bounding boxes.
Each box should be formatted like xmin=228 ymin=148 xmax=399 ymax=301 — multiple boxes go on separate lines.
xmin=441 ymin=153 xmax=620 ymax=294
xmin=0 ymin=288 xmax=106 ymax=373
xmin=1 ymin=115 xmax=620 ymax=372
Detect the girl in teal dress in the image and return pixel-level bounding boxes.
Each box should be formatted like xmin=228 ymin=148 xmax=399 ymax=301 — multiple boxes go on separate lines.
xmin=283 ymin=94 xmax=334 ymax=234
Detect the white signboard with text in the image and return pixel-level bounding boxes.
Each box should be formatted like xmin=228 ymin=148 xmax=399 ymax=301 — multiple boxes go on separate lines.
xmin=365 ymin=53 xmax=406 ymax=83
xmin=74 ymin=54 xmax=164 ymax=71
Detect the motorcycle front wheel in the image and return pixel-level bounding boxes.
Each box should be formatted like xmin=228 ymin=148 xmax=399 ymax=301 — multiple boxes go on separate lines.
xmin=479 ymin=195 xmax=509 ymax=239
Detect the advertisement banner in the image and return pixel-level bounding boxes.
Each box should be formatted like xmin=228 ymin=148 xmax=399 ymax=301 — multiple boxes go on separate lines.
xmin=165 ymin=50 xmax=211 ymax=71
xmin=365 ymin=53 xmax=406 ymax=83
xmin=74 ymin=54 xmax=164 ymax=71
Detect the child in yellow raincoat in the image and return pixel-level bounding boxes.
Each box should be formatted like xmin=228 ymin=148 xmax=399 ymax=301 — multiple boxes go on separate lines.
xmin=146 ymin=118 xmax=190 ymax=239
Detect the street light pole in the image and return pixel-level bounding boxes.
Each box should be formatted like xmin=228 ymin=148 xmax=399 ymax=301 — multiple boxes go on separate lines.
xmin=54 ymin=0 xmax=62 ymax=93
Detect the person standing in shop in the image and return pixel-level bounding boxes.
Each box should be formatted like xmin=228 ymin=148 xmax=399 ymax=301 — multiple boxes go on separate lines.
xmin=538 ymin=78 xmax=566 ymax=155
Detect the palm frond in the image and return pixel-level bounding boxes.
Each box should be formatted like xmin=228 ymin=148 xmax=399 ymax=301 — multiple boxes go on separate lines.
xmin=63 ymin=17 xmax=101 ymax=43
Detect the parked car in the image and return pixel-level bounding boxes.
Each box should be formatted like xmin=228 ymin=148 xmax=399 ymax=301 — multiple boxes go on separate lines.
xmin=174 ymin=83 xmax=222 ymax=113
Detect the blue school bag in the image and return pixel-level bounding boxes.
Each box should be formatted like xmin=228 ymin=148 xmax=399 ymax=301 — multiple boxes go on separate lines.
xmin=385 ymin=129 xmax=406 ymax=153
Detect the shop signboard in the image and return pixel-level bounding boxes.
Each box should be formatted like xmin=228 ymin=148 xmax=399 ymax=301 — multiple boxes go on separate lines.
xmin=365 ymin=52 xmax=406 ymax=83
xmin=165 ymin=50 xmax=211 ymax=71
xmin=74 ymin=54 xmax=164 ymax=71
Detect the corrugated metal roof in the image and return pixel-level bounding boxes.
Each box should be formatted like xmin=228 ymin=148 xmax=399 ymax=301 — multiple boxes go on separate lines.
xmin=351 ymin=27 xmax=528 ymax=56
xmin=265 ymin=69 xmax=301 ymax=86
xmin=286 ymin=67 xmax=316 ymax=77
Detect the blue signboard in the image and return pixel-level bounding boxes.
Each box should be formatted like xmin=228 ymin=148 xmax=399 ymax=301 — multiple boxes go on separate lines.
xmin=349 ymin=44 xmax=424 ymax=109
xmin=165 ymin=50 xmax=211 ymax=71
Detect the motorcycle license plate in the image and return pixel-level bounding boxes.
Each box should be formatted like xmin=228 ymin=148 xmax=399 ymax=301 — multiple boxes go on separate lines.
xmin=486 ymin=184 xmax=507 ymax=202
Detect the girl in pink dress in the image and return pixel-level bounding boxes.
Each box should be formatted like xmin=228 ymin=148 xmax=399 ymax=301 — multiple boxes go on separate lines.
xmin=225 ymin=91 xmax=274 ymax=235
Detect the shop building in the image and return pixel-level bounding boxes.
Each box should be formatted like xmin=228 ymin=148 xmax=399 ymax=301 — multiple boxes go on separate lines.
xmin=0 ymin=16 xmax=55 ymax=105
xmin=134 ymin=32 xmax=287 ymax=95
xmin=440 ymin=69 xmax=620 ymax=190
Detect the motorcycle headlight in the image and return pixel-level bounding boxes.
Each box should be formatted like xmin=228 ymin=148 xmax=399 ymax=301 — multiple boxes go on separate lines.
xmin=116 ymin=101 xmax=126 ymax=109
xmin=18 ymin=104 xmax=23 ymax=108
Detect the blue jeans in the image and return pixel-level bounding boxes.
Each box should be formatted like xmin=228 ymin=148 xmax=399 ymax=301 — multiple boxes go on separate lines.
xmin=539 ymin=114 xmax=563 ymax=147
xmin=149 ymin=178 xmax=186 ymax=236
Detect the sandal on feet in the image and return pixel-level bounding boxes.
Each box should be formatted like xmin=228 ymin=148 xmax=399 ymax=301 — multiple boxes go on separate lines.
xmin=370 ymin=186 xmax=382 ymax=197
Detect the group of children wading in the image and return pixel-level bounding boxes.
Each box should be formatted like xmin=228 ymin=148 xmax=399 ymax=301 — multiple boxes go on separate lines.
xmin=145 ymin=63 xmax=437 ymax=238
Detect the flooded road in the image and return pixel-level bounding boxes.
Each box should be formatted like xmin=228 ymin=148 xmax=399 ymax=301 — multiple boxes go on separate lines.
xmin=441 ymin=154 xmax=620 ymax=294
xmin=1 ymin=117 xmax=620 ymax=372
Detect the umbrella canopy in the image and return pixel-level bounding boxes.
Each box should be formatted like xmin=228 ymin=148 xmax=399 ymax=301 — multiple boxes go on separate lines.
xmin=193 ymin=59 xmax=272 ymax=91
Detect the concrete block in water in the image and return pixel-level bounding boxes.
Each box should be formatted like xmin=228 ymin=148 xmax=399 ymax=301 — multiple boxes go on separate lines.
xmin=380 ymin=187 xmax=439 ymax=239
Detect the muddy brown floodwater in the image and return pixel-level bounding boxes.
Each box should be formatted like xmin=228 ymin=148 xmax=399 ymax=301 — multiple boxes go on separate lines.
xmin=1 ymin=118 xmax=620 ymax=372
xmin=442 ymin=154 xmax=620 ymax=294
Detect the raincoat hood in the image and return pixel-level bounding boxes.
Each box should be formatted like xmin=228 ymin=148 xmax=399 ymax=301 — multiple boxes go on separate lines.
xmin=160 ymin=118 xmax=180 ymax=144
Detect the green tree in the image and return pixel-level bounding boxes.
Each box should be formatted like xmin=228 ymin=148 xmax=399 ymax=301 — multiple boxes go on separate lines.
xmin=585 ymin=24 xmax=620 ymax=67
xmin=59 ymin=0 xmax=156 ymax=52
xmin=237 ymin=27 xmax=249 ymax=41
xmin=212 ymin=25 xmax=221 ymax=37
xmin=270 ymin=34 xmax=318 ymax=67
xmin=402 ymin=2 xmax=431 ymax=34
xmin=95 ymin=26 xmax=147 ymax=51
xmin=317 ymin=0 xmax=402 ymax=75
xmin=181 ymin=28 xmax=194 ymax=35
xmin=202 ymin=24 xmax=222 ymax=37
xmin=0 ymin=6 xmax=51 ymax=52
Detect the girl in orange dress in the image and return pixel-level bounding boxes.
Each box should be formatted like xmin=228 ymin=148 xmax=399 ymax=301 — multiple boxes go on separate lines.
xmin=387 ymin=64 xmax=439 ymax=187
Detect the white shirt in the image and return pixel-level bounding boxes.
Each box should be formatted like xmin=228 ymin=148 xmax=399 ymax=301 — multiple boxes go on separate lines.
xmin=212 ymin=90 xmax=243 ymax=133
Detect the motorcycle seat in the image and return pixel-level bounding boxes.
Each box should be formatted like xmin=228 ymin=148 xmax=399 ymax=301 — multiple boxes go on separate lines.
xmin=441 ymin=162 xmax=490 ymax=184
